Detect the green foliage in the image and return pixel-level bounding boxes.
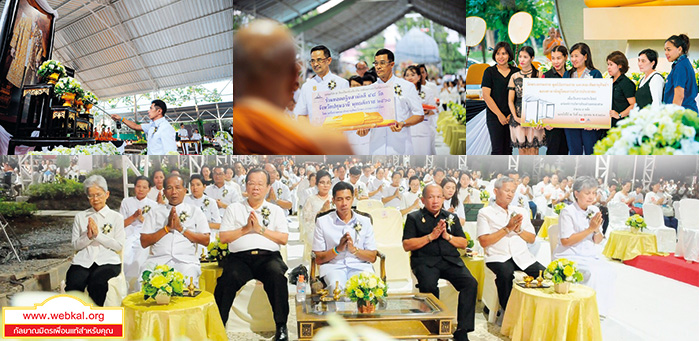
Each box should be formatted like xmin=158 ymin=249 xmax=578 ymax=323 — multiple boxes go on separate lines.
xmin=26 ymin=179 xmax=83 ymax=199
xmin=87 ymin=164 xmax=122 ymax=181
xmin=106 ymin=85 xmax=223 ymax=110
xmin=0 ymin=202 xmax=37 ymax=218
xmin=467 ymin=0 xmax=557 ymax=45
xmin=357 ymin=35 xmax=387 ymax=68
xmin=393 ymin=16 xmax=465 ymax=75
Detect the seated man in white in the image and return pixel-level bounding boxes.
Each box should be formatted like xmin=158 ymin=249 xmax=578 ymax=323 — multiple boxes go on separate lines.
xmin=216 ymin=168 xmax=290 ymax=341
xmin=140 ymin=174 xmax=211 ymax=285
xmin=119 ymin=175 xmax=158 ymax=293
xmin=553 ymin=176 xmax=615 ymax=316
xmin=313 ymin=181 xmax=377 ymax=292
xmin=477 ymin=177 xmax=544 ymax=319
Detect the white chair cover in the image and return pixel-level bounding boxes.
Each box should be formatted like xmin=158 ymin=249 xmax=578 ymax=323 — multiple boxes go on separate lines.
xmin=606 ymin=202 xmax=630 ymax=238
xmin=676 ymin=199 xmax=699 ymax=262
xmin=642 ymin=204 xmax=676 ymax=253
xmin=548 ymin=224 xmax=560 ymax=258
xmin=528 ymin=238 xmax=552 ymax=267
xmin=368 ymin=207 xmax=403 ymax=247
xmin=356 ymin=199 xmax=384 ymax=213
xmin=104 ymin=251 xmax=127 ymax=307
xmin=533 ymin=196 xmax=549 ymax=218
xmin=374 ymin=244 xmax=414 ymax=293
xmin=673 ymin=201 xmax=681 ymax=221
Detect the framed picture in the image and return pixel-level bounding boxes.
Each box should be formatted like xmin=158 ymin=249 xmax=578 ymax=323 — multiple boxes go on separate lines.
xmin=0 ymin=0 xmax=55 ymax=130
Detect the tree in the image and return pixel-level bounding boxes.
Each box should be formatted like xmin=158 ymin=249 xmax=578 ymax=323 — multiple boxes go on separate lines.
xmin=467 ymin=0 xmax=556 ymax=49
xmin=394 ymin=16 xmax=465 ymax=75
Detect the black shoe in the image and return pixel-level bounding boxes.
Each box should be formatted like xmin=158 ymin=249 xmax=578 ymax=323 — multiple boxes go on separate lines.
xmin=453 ymin=328 xmax=469 ymax=341
xmin=275 ymin=324 xmax=288 ymax=341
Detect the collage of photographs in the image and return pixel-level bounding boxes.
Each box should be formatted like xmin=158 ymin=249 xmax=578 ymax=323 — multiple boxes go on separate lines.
xmin=0 ymin=0 xmax=698 ymax=341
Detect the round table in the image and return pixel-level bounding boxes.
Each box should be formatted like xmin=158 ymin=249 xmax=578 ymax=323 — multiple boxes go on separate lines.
xmin=602 ymin=230 xmax=661 ymax=261
xmin=199 ymin=262 xmax=223 ymax=294
xmin=500 ymin=284 xmax=602 ymax=341
xmin=537 ymin=216 xmax=559 ymax=239
xmin=122 ymin=291 xmax=227 ymax=340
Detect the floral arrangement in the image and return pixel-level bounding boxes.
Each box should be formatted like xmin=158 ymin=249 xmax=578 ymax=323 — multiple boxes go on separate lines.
xmin=83 ymin=91 xmax=99 ymax=105
xmin=464 ymin=231 xmax=475 ymax=249
xmin=537 ymin=60 xmax=573 ymax=75
xmin=447 ymin=101 xmax=466 ymax=125
xmin=201 ymin=147 xmax=218 ymax=155
xmin=53 ymin=77 xmax=82 ymax=96
xmin=594 ymin=104 xmax=698 ymax=155
xmin=345 ymin=272 xmax=387 ymax=307
xmin=140 ymin=264 xmax=185 ymax=300
xmin=37 ymin=59 xmax=66 ymax=78
xmin=553 ymin=202 xmax=566 ymax=215
xmin=206 ymin=236 xmax=229 ymax=261
xmin=479 ymin=190 xmax=490 ymax=201
xmin=544 ymin=258 xmax=584 ymax=284
xmin=214 ymin=131 xmax=232 ymax=155
xmin=626 ymin=214 xmax=647 ymax=232
xmin=28 ymin=142 xmax=121 ymax=155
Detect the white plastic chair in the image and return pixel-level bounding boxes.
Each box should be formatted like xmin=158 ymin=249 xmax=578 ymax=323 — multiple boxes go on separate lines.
xmin=676 ymin=199 xmax=699 ymax=262
xmin=533 ymin=196 xmax=550 ymax=218
xmin=368 ymin=207 xmax=403 ymax=247
xmin=642 ymin=204 xmax=676 ymax=253
xmin=356 ymin=199 xmax=384 ymax=213
xmin=548 ymin=224 xmax=560 ymax=259
xmin=606 ymin=202 xmax=630 ymax=238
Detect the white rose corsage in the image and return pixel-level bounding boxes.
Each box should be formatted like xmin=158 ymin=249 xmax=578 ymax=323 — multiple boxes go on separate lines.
xmin=203 ymin=198 xmax=210 ymax=207
xmin=277 ymin=188 xmax=283 ymax=196
xmin=446 ymin=214 xmax=455 ymax=231
xmin=261 ymin=207 xmax=271 ymax=227
xmin=178 ymin=211 xmax=189 ymax=223
xmin=101 ymin=223 xmax=113 ymax=234
xmin=586 ymin=208 xmax=596 ymax=220
xmin=142 ymin=205 xmax=151 ymax=214
xmin=222 ymin=189 xmax=229 ymax=197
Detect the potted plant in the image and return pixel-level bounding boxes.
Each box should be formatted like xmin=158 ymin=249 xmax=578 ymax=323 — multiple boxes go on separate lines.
xmin=553 ymin=202 xmax=566 ymax=215
xmin=83 ymin=91 xmax=99 ymax=113
xmin=37 ymin=59 xmax=66 ymax=84
xmin=626 ymin=214 xmax=647 ymax=234
xmin=345 ymin=272 xmax=387 ymax=314
xmin=544 ymin=259 xmax=583 ymax=294
xmin=140 ymin=264 xmax=186 ymax=305
xmin=54 ymin=77 xmax=82 ymax=107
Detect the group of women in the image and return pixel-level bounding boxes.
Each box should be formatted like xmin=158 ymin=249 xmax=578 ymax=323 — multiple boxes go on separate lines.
xmin=481 ymin=33 xmax=698 ymax=155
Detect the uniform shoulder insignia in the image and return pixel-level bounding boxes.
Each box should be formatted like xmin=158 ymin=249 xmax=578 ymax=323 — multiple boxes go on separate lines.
xmin=353 ymin=209 xmax=373 ymax=224
xmin=315 ymin=209 xmax=336 ymax=222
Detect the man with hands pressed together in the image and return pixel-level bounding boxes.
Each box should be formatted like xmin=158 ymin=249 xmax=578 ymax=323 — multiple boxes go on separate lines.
xmin=204 ymin=165 xmax=242 ymax=219
xmin=313 ymin=182 xmax=377 ymax=292
xmin=140 ymin=174 xmax=211 ymax=286
xmin=264 ymin=163 xmax=293 ymax=214
xmin=403 ymin=184 xmax=477 ymax=341
xmin=215 ymin=168 xmax=290 ymax=341
xmin=476 ymin=177 xmax=544 ymax=322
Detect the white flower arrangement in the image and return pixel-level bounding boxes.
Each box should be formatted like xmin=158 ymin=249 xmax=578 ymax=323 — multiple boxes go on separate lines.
xmin=261 ymin=207 xmax=271 ymax=227
xmin=28 ymin=142 xmax=121 ymax=155
xmin=214 ymin=131 xmax=233 ymax=155
xmin=594 ymin=104 xmax=699 ymax=155
xmin=446 ymin=214 xmax=455 ymax=230
xmin=142 ymin=205 xmax=151 ymax=214
xmin=37 ymin=59 xmax=67 ymax=78
xmin=101 ymin=223 xmax=113 ymax=234
xmin=178 ymin=211 xmax=189 ymax=223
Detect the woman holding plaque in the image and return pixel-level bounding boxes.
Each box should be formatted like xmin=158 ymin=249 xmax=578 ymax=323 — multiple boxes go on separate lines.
xmin=662 ymin=34 xmax=698 ymax=113
xmin=542 ymin=45 xmax=570 ymax=155
xmin=507 ymin=46 xmax=545 ymax=155
xmin=482 ymin=42 xmax=520 ymax=155
xmin=606 ymin=51 xmax=636 ymax=129
xmin=564 ymin=43 xmax=603 ymax=155
xmin=635 ymin=49 xmax=664 ymax=109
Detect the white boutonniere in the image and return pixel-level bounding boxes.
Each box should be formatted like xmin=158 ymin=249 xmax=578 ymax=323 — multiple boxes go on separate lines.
xmin=142 ymin=205 xmax=151 ymax=214
xmin=357 ymin=187 xmax=363 ymax=195
xmin=394 ymin=84 xmax=402 ymax=96
xmin=282 ymin=178 xmax=288 ymax=185
xmin=518 ymin=197 xmax=525 ymax=207
xmin=277 ymin=188 xmax=283 ymax=196
xmin=586 ymin=208 xmax=596 ymax=220
xmin=399 ymin=186 xmax=405 ymax=193
xmin=419 ymin=90 xmax=426 ymax=99
xmin=446 ymin=214 xmax=455 ymax=232
xmin=328 ymin=80 xmax=336 ymax=90
xmin=101 ymin=223 xmax=113 ymax=234
xmin=353 ymin=221 xmax=362 ymax=240
xmin=203 ymin=198 xmax=210 ymax=207
xmin=261 ymin=206 xmax=271 ymax=227
xmin=152 ymin=126 xmax=158 ymax=135
xmin=222 ymin=189 xmax=229 ymax=197
xmin=178 ymin=211 xmax=189 ymax=223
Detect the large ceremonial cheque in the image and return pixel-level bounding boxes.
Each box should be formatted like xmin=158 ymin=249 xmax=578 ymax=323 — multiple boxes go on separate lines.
xmin=310 ymin=83 xmax=396 ymax=131
xmin=521 ymin=78 xmax=613 ymax=129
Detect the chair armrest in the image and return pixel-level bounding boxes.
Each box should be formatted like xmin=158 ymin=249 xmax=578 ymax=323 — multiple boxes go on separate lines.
xmin=376 ymin=251 xmax=386 ymax=284
xmin=310 ymin=252 xmax=317 ymax=281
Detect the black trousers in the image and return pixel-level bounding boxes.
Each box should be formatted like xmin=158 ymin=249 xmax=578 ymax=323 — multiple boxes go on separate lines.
xmin=486 ymin=259 xmax=545 ymax=310
xmin=412 ymin=260 xmax=478 ymax=332
xmin=214 ymin=250 xmax=289 ymax=327
xmin=486 ymin=119 xmax=512 ymax=155
xmin=545 ymin=128 xmax=569 ymax=155
xmin=65 ymin=263 xmax=121 ymax=307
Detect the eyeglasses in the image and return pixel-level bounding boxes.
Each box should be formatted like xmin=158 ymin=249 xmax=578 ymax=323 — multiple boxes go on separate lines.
xmin=309 ymin=58 xmax=329 ymax=65
xmin=373 ymin=61 xmax=392 ymax=67
xmin=87 ymin=193 xmax=105 ymax=200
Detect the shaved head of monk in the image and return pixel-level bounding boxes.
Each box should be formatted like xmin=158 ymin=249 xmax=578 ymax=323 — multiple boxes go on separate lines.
xmin=233 ymin=19 xmax=298 ymax=108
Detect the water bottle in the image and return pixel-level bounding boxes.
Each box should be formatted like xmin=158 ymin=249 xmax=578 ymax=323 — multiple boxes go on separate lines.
xmin=296 ymin=275 xmax=306 ymax=302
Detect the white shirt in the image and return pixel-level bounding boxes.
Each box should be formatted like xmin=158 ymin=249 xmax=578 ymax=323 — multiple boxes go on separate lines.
xmin=369 ymin=75 xmax=423 ymax=155
xmin=553 ymin=203 xmax=600 ymax=259
xmin=313 ymin=210 xmax=376 ymax=277
xmin=146 ymin=187 xmax=168 ymax=205
xmin=267 ymin=180 xmax=292 ymax=215
xmin=644 ymin=191 xmax=666 ymax=205
xmin=412 ymin=83 xmax=437 ymax=136
xmin=142 ymin=117 xmax=177 ymax=155
xmin=71 ymin=206 xmax=125 ymax=268
xmin=637 ymin=71 xmax=665 ymax=107
xmin=191 ymin=133 xmax=201 ymax=141
xmin=184 ymin=194 xmax=222 ymax=225
xmin=141 ymin=202 xmax=210 ymax=264
xmin=119 ymin=196 xmax=158 ymax=238
xmin=368 ymin=177 xmax=387 ymax=200
xmin=204 ymin=183 xmax=242 ymax=218
xmin=476 ymin=204 xmax=537 ymax=269
xmin=510 ymin=189 xmax=530 ymax=210
xmin=382 ymin=184 xmax=404 ymax=208
xmin=294 ymin=71 xmax=349 ymax=119
xmin=349 ymin=180 xmax=369 ymax=206
xmin=612 ymin=191 xmax=631 ymax=205
xmin=444 ymin=198 xmax=466 ymax=221
xmin=359 ymin=174 xmax=374 ymax=186
xmin=233 ymin=175 xmax=246 ymax=188
xmin=178 ymin=128 xmax=189 ymax=138
xmin=399 ymin=190 xmax=422 ymax=216
xmin=221 ymin=201 xmax=289 ymax=253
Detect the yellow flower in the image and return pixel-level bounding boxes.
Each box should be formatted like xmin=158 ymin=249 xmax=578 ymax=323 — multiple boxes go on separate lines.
xmin=150 ymin=275 xmax=168 ymax=288
xmin=635 ymin=216 xmax=643 ymax=223
xmin=155 ymin=265 xmax=170 ymax=272
xmin=563 ymin=266 xmax=574 ymax=277
xmin=376 ymin=288 xmax=384 ymax=297
xmin=355 ymin=289 xmax=364 ymax=298
xmin=173 ymin=271 xmax=184 ymax=282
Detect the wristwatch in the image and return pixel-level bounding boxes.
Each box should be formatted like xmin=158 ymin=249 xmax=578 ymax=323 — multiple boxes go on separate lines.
xmin=448 ymin=234 xmax=453 ymax=241
xmin=260 ymin=225 xmax=266 ymax=235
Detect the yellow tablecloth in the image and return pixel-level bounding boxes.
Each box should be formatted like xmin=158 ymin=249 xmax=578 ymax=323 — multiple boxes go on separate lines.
xmin=122 ymin=291 xmax=227 ymax=341
xmin=537 ymin=216 xmax=559 ymax=239
xmin=199 ymin=262 xmax=223 ymax=294
xmin=461 ymin=255 xmax=485 ymax=300
xmin=501 ymin=284 xmax=602 ymax=341
xmin=602 ymin=230 xmax=662 ymax=261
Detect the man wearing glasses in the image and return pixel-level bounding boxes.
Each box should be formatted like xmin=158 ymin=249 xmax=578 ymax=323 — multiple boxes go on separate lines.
xmin=293 ymin=45 xmax=349 ymax=123
xmin=363 ymin=49 xmax=423 ymax=155
xmin=205 ymin=166 xmax=242 ymax=219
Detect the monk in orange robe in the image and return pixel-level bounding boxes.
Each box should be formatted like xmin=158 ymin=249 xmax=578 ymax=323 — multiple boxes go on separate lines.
xmin=232 ymin=19 xmax=352 ymax=155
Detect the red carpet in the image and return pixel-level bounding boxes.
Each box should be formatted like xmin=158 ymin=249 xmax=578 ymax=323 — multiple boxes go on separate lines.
xmin=623 ymin=253 xmax=699 ymax=287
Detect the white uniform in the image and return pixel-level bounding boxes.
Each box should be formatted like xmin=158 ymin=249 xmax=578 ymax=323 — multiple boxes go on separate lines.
xmin=268 ymin=180 xmax=292 ymax=216
xmin=221 ymin=201 xmax=289 ymax=253
xmin=411 ymin=84 xmax=437 ymax=155
xmin=204 ymin=183 xmax=242 ymax=219
xmin=178 ymin=128 xmax=189 ymax=153
xmin=294 ymin=71 xmax=349 ymax=120
xmin=312 ymin=210 xmax=376 ymax=291
xmin=444 ymin=198 xmax=466 ymax=221
xmin=146 ymin=187 xmax=168 ymax=205
xmin=381 ymin=184 xmax=404 ymax=208
xmin=476 ymin=204 xmax=537 ymax=269
xmin=141 ymin=202 xmax=211 ymax=286
xmin=119 ymin=196 xmax=157 ymax=293
xmin=71 ymin=206 xmax=125 ymax=269
xmin=399 ymin=190 xmax=422 ymax=217
xmin=184 ymin=194 xmax=221 ymax=237
xmin=349 ymin=180 xmax=368 ymax=207
xmin=369 ymin=75 xmax=423 ymax=155
xmin=142 ymin=117 xmax=177 ymax=155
